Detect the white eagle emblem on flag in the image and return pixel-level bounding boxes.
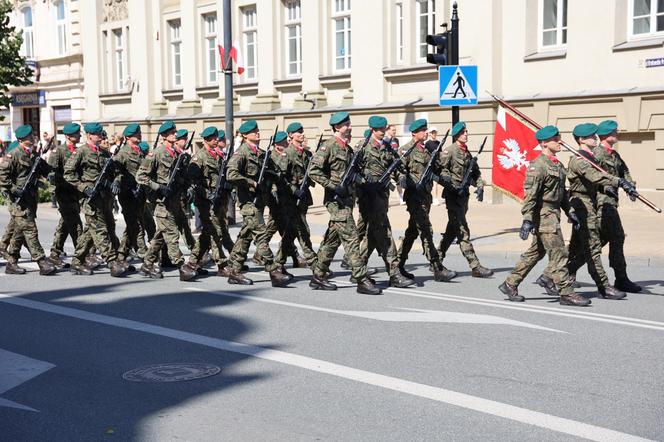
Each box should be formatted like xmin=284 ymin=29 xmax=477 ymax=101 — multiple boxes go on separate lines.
xmin=497 ymin=138 xmax=530 ymax=171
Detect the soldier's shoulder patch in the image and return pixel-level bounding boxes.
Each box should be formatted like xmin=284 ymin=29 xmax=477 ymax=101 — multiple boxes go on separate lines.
xmin=192 ymin=156 xmax=198 ymax=161
xmin=442 ymin=149 xmax=450 ymax=155
xmin=148 ymin=152 xmax=154 ymax=157
xmin=320 ymin=146 xmax=327 ymax=151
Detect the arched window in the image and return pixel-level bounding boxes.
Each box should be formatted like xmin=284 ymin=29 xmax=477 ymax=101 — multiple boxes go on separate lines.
xmin=21 ymin=7 xmax=34 ymax=58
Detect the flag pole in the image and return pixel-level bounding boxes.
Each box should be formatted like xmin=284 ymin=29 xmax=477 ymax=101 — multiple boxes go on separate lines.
xmin=223 ymin=0 xmax=234 ymax=141
xmin=486 ymin=91 xmax=661 ymax=214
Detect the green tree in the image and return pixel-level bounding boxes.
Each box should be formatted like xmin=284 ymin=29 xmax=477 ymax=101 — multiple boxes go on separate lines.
xmin=0 ymin=0 xmax=34 ymax=120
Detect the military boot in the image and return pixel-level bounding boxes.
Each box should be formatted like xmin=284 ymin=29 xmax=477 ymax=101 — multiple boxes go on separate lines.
xmin=217 ymin=264 xmax=232 ymax=277
xmin=357 ymin=277 xmax=382 ymax=295
xmin=471 ymin=265 xmax=494 ymax=278
xmin=71 ymin=262 xmax=93 ymax=275
xmin=196 ymin=266 xmax=209 ymax=276
xmin=251 ymin=252 xmax=265 ymax=266
xmin=85 ymin=254 xmax=103 ymax=270
xmin=614 ymin=277 xmax=642 ymax=293
xmin=48 ymin=253 xmax=70 ymax=269
xmin=559 ymin=293 xmax=591 ymax=307
xmin=37 ymin=259 xmax=56 ymax=275
xmin=350 ymin=275 xmax=376 ymax=284
xmin=389 ymin=274 xmax=416 ymax=288
xmin=433 ymin=264 xmax=457 ymax=282
xmin=398 ymin=261 xmax=415 ymax=280
xmin=200 ymin=253 xmax=212 ymax=267
xmin=121 ymin=260 xmax=136 ymax=273
xmin=598 ymin=285 xmax=627 ymax=300
xmin=269 ymin=269 xmax=290 ymax=287
xmin=179 ymin=263 xmax=197 ymax=281
xmin=309 ymin=274 xmax=337 ymax=291
xmin=139 ymin=263 xmax=163 ymax=279
xmin=241 ymin=264 xmax=250 ymax=272
xmin=228 ymin=269 xmax=253 ymax=285
xmin=498 ymin=282 xmax=525 ymax=302
xmin=5 ymin=261 xmax=27 ymax=275
xmin=291 ymin=253 xmax=307 ymax=268
xmin=535 ymin=274 xmax=559 ymax=297
xmin=280 ymin=265 xmax=294 ymax=281
xmin=109 ymin=261 xmax=127 ymax=277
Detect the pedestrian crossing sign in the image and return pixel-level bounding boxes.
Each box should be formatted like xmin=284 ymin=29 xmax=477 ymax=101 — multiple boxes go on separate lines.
xmin=438 ymin=65 xmax=478 ymax=106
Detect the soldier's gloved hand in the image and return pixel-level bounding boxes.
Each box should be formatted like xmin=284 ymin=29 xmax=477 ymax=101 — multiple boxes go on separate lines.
xmin=132 ymin=187 xmax=144 ymax=199
xmin=605 ymin=186 xmax=619 ymax=199
xmin=519 ymin=220 xmax=534 ymax=241
xmin=567 ymin=211 xmax=581 ymax=230
xmin=628 ymin=191 xmax=637 ymax=202
xmin=436 ymin=174 xmax=452 ymax=188
xmin=83 ymin=187 xmax=95 ymax=198
xmin=110 ymin=181 xmax=121 ymax=196
xmin=398 ymin=176 xmax=408 ymax=190
xmin=158 ymin=185 xmax=171 ymax=198
xmin=247 ymin=179 xmax=257 ymax=191
xmin=334 ymin=184 xmax=349 ymax=198
xmin=271 ymin=190 xmax=279 ymax=204
xmin=475 ymin=187 xmax=484 ymax=202
xmin=294 ymin=188 xmax=305 ymax=199
xmin=618 ymin=178 xmax=636 ymax=195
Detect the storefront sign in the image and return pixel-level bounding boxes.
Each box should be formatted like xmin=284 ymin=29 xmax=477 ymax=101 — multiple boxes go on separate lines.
xmin=645 ymin=57 xmax=664 ymax=68
xmin=10 ymin=90 xmax=45 ymax=107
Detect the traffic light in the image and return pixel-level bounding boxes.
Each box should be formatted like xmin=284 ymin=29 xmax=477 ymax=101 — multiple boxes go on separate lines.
xmin=426 ymin=32 xmax=449 ymax=66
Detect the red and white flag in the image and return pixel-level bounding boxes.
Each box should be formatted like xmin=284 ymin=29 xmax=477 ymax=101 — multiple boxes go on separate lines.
xmin=218 ymin=40 xmax=245 ymax=75
xmin=491 ymin=106 xmax=541 ymax=201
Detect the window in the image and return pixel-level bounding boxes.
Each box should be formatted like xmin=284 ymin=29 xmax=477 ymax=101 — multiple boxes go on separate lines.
xmin=629 ymin=0 xmax=664 ymax=38
xmin=333 ymin=0 xmax=351 ymax=71
xmin=54 ymin=0 xmax=67 ymax=55
xmin=21 ymin=7 xmax=34 ymax=58
xmin=539 ymin=0 xmax=567 ymax=49
xmin=396 ymin=2 xmax=403 ymax=64
xmin=113 ymin=29 xmax=126 ymax=91
xmin=285 ymin=0 xmax=302 ymax=76
xmin=169 ymin=20 xmax=182 ymax=87
xmin=417 ymin=0 xmax=435 ymax=60
xmin=203 ymin=14 xmax=218 ymax=84
xmin=243 ymin=7 xmax=258 ymax=80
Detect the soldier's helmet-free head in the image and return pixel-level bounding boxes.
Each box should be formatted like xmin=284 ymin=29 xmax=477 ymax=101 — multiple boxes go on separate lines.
xmin=597 ymin=120 xmax=618 ymax=138
xmin=63 ymin=123 xmax=81 ymax=139
xmin=201 ymin=126 xmax=219 ymax=141
xmin=572 ymin=123 xmax=598 ymax=145
xmin=175 ymin=129 xmax=189 ymax=140
xmin=535 ymin=125 xmax=559 ymax=142
xmin=368 ymin=116 xmax=388 ymax=134
xmin=138 ymin=141 xmax=150 ymax=153
xmin=286 ymin=122 xmax=304 ymax=134
xmin=409 ymin=119 xmax=428 ymax=134
xmin=274 ymin=131 xmax=288 ymax=147
xmin=451 ymin=121 xmax=467 ymax=142
xmin=15 ymin=124 xmax=33 ymax=142
xmin=123 ymin=123 xmax=141 ymax=138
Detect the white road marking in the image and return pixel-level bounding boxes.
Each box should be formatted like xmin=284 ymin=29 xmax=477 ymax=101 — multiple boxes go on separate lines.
xmin=0 ymin=294 xmax=652 ymax=441
xmin=0 ymin=348 xmax=55 ymax=412
xmin=186 ymin=287 xmax=564 ymax=332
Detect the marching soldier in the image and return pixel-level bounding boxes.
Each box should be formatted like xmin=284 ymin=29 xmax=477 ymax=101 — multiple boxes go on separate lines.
xmin=0 ymin=126 xmax=55 ymax=275
xmin=0 ymin=141 xmax=20 ymax=263
xmin=591 ymin=120 xmax=640 ymax=293
xmin=137 ymin=141 xmax=157 ymax=244
xmin=397 ymin=119 xmax=456 ymax=282
xmin=437 ymin=121 xmax=493 ymax=278
xmin=213 ymin=129 xmax=235 ymax=255
xmin=135 ymin=121 xmax=196 ymax=281
xmin=498 ymin=126 xmax=589 ymax=306
xmin=564 ymin=123 xmax=634 ymax=299
xmin=308 ymin=112 xmax=381 ymax=295
xmin=224 ymin=119 xmax=290 ymax=287
xmin=356 ymin=115 xmax=414 ymax=288
xmin=47 ymin=123 xmax=83 ymax=268
xmin=184 ymin=126 xmax=232 ymax=277
xmin=174 ymin=129 xmax=197 ymax=254
xmin=64 ymin=122 xmax=126 ymax=277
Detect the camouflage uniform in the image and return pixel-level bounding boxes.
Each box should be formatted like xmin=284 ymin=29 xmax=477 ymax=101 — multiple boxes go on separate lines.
xmin=47 ymin=141 xmax=83 ymax=259
xmin=505 ymin=154 xmax=575 ymax=295
xmin=309 ymin=137 xmax=368 ymax=281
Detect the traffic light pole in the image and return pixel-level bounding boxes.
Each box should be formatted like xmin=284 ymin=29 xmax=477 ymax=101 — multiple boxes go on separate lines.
xmin=451 ymin=2 xmax=459 ymax=126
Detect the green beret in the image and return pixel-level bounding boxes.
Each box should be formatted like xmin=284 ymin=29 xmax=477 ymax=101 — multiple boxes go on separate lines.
xmin=535 ymin=125 xmax=559 ymax=141
xmin=597 ymin=120 xmax=618 ymax=136
xmin=123 ymin=123 xmax=141 ymax=137
xmin=409 ymin=119 xmax=427 ymax=132
xmin=329 ymin=111 xmax=350 ymax=126
xmin=158 ymin=120 xmax=176 ymax=135
xmin=175 ymin=129 xmax=189 ymax=140
xmin=15 ymin=124 xmax=33 ymax=140
xmin=368 ymin=116 xmax=388 ymax=129
xmin=63 ymin=123 xmax=81 ymax=135
xmin=84 ymin=122 xmax=103 ymax=135
xmin=274 ymin=131 xmax=288 ymax=144
xmin=201 ymin=126 xmax=219 ymax=139
xmin=217 ymin=129 xmax=226 ymax=139
xmin=451 ymin=121 xmax=466 ymax=138
xmin=7 ymin=140 xmax=19 ymax=152
xmin=363 ymin=129 xmax=371 ymax=138
xmin=239 ymin=119 xmax=258 ymax=134
xmin=286 ymin=122 xmax=303 ymax=133
xmin=138 ymin=141 xmax=150 ymax=153
xmin=572 ymin=123 xmax=598 ymax=138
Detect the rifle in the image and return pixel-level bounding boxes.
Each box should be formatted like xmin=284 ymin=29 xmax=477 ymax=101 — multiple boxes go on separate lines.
xmin=16 ymin=136 xmax=55 ymax=205
xmin=295 ymin=133 xmax=324 ymax=207
xmin=165 ymin=131 xmax=195 ymax=194
xmin=377 ymin=144 xmax=416 ymax=189
xmin=487 ymin=91 xmax=662 ymax=214
xmin=153 ymin=133 xmax=160 ymax=151
xmin=85 ymin=137 xmax=127 ymax=204
xmin=416 ymin=129 xmax=450 ymax=188
xmin=252 ymin=126 xmax=278 ymax=204
xmin=457 ymin=136 xmax=487 ymax=196
xmin=211 ymin=142 xmax=235 ymax=204
xmin=334 ymin=133 xmax=370 ymax=203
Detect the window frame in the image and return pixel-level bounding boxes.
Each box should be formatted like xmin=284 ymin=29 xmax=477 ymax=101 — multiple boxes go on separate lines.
xmin=168 ymin=19 xmax=182 ymax=88
xmin=203 ymin=13 xmax=219 ymax=85
xmin=395 ymin=1 xmax=404 ymax=64
xmin=332 ymin=0 xmax=351 ymax=73
xmin=416 ymin=0 xmax=436 ymax=62
xmin=113 ymin=28 xmax=127 ymax=92
xmin=21 ymin=6 xmax=34 ymax=59
xmin=538 ymin=0 xmax=568 ymax=51
xmin=54 ymin=0 xmax=67 ymax=56
xmin=628 ymin=0 xmax=664 ymax=39
xmin=284 ymin=0 xmax=302 ymax=77
xmin=242 ymin=6 xmax=258 ymax=80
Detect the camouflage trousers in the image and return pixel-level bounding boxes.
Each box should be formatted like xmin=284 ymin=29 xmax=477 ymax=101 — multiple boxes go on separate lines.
xmin=264 ymin=204 xmax=299 ymax=259
xmin=71 ymin=199 xmax=119 ymax=266
xmin=398 ymin=195 xmax=442 ymax=266
xmin=1 ymin=217 xmax=16 ymax=251
xmin=50 ymin=189 xmax=82 ymax=257
xmin=229 ymin=202 xmax=278 ymax=272
xmin=144 ymin=198 xmax=186 ymax=267
xmin=438 ymin=191 xmax=480 ymax=269
xmin=117 ymin=192 xmax=150 ymax=261
xmin=6 ymin=204 xmax=46 ymax=262
xmin=189 ymin=199 xmax=229 ymax=268
xmin=357 ymin=192 xmax=399 ymax=277
xmin=506 ymin=211 xmax=574 ymax=296
xmin=599 ymin=204 xmax=628 ymax=279
xmin=269 ymin=200 xmax=317 ymax=267
xmin=313 ymin=201 xmax=367 ymax=281
xmin=567 ymin=196 xmax=610 ymax=288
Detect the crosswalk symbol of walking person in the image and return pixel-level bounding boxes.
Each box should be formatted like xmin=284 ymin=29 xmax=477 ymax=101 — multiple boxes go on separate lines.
xmin=438 ymin=65 xmax=478 ymax=106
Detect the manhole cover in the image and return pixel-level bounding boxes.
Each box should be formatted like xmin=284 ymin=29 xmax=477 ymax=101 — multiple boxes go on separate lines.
xmin=122 ymin=363 xmax=221 ymax=383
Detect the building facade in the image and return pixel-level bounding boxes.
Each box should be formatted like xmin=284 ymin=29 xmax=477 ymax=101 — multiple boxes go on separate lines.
xmin=7 ymin=0 xmax=664 ymax=204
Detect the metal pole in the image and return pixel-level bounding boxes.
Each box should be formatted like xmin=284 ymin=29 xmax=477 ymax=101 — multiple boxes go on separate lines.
xmin=451 ymin=1 xmax=460 ymax=126
xmin=223 ymin=0 xmax=234 ymax=140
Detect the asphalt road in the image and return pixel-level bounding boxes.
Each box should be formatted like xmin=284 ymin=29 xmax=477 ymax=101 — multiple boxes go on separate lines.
xmin=1 ymin=207 xmax=663 ymax=441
